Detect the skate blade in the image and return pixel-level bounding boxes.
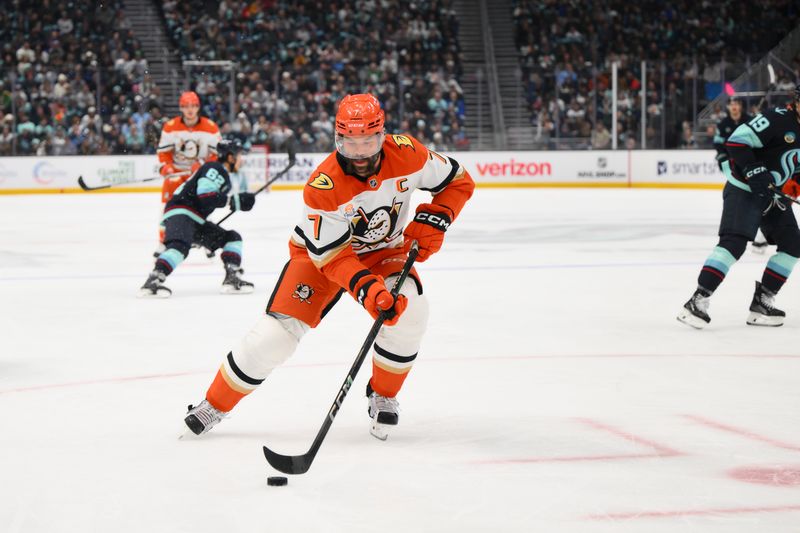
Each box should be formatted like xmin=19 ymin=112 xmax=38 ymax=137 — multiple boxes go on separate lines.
xmin=138 ymin=288 xmax=172 ymax=298
xmin=220 ymin=285 xmax=255 ymax=295
xmin=370 ymin=420 xmax=396 ymax=441
xmin=746 ymin=312 xmax=784 ymax=327
xmin=677 ymin=310 xmax=708 ymax=329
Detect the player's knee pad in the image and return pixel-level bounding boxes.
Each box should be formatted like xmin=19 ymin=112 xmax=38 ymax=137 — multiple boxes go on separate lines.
xmin=163 ymin=238 xmax=190 ymax=258
xmin=375 ymin=278 xmax=429 ymax=357
xmin=774 ymin=227 xmax=800 ymax=257
xmin=225 ymin=229 xmax=242 ymax=244
xmin=717 ymin=234 xmax=748 ymax=260
xmin=230 ymin=314 xmax=300 ymax=380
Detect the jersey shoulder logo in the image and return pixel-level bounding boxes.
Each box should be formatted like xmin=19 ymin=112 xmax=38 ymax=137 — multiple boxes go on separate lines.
xmin=309 ymin=172 xmax=334 ymax=190
xmin=391 ymin=134 xmax=415 ymax=150
xmin=775 ymin=107 xmax=788 ymax=115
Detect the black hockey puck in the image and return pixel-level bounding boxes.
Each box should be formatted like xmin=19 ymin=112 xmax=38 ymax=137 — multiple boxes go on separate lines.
xmin=267 ymin=476 xmax=288 ymax=487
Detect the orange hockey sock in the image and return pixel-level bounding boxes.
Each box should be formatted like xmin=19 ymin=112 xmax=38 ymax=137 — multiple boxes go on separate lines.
xmin=205 ymin=366 xmax=252 ymax=412
xmin=370 ymin=361 xmax=412 ymax=398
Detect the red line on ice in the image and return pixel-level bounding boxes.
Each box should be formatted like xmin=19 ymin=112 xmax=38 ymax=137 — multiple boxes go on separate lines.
xmin=684 ymin=414 xmax=800 ymax=452
xmin=0 ymin=371 xmax=202 ymax=395
xmin=585 ymin=503 xmax=800 ymax=520
xmin=471 ymin=452 xmax=668 ymax=465
xmin=2 ymin=353 xmax=799 ymax=395
xmin=576 ymin=418 xmax=682 ymax=456
xmin=471 ymin=418 xmax=682 ymax=465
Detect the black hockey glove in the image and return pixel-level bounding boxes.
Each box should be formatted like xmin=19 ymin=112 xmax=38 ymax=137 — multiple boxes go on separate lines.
xmin=715 ymin=152 xmax=727 ymax=171
xmin=743 ymin=163 xmax=776 ymax=214
xmin=229 ymin=192 xmax=256 ymax=212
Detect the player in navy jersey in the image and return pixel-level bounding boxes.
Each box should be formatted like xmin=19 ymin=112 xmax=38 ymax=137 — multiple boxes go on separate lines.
xmin=678 ymin=85 xmax=800 ymax=328
xmin=139 ymin=139 xmax=256 ymax=297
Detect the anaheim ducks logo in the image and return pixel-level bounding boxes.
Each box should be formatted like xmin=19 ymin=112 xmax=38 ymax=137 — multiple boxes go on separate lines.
xmin=391 ymin=135 xmax=414 ymax=150
xmin=292 ymin=283 xmax=314 ymax=304
xmin=178 ymin=139 xmax=199 ymax=159
xmin=350 ymin=198 xmax=403 ymax=251
xmin=309 ymin=172 xmax=334 ymax=190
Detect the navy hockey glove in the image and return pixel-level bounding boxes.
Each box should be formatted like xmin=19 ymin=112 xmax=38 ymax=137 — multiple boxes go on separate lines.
xmin=743 ymin=163 xmax=776 ymax=214
xmin=715 ymin=152 xmax=727 ymax=171
xmin=229 ymin=192 xmax=256 ymax=212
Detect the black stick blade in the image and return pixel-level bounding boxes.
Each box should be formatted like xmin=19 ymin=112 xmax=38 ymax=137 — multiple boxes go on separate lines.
xmin=263 ymin=446 xmax=312 ymax=475
xmin=77 ymin=176 xmax=110 ymax=191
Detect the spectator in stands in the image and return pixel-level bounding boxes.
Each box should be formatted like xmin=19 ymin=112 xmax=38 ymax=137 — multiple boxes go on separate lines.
xmin=592 ymin=122 xmax=611 ymax=149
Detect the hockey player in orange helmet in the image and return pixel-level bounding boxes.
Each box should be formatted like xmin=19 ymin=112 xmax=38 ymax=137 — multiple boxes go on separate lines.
xmin=154 ymin=91 xmax=221 ymax=253
xmin=184 ymin=93 xmax=475 ymax=441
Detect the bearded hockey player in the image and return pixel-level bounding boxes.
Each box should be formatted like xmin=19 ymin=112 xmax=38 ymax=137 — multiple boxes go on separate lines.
xmin=140 ymin=139 xmax=256 ymax=297
xmin=678 ymin=85 xmax=800 ymax=329
xmin=183 ymin=93 xmax=475 ymax=440
xmin=155 ymin=91 xmax=222 ymax=249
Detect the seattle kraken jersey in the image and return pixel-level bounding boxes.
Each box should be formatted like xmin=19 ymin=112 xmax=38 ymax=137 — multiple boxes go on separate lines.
xmin=725 ymin=106 xmax=800 ymax=190
xmin=162 ymin=161 xmax=232 ymax=224
xmin=713 ymin=113 xmax=750 ymax=157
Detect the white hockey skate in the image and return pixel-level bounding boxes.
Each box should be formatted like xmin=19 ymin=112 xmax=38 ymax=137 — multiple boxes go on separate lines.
xmin=139 ymin=270 xmax=172 ymax=298
xmin=183 ymin=400 xmax=226 ymax=436
xmin=746 ymin=281 xmax=785 ymax=327
xmin=677 ymin=287 xmax=711 ymax=329
xmin=368 ymin=391 xmax=400 ymax=441
xmin=220 ymin=264 xmax=254 ymax=294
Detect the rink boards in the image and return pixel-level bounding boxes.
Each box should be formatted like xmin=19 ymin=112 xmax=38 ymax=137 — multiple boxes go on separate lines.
xmin=0 ymin=149 xmax=725 ymax=193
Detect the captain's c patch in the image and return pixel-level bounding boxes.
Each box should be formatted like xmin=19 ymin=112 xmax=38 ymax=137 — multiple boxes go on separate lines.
xmin=309 ymin=173 xmax=334 ymax=190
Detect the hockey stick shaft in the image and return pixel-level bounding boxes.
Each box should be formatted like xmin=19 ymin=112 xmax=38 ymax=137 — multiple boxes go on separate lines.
xmin=263 ymin=241 xmax=420 ymax=475
xmin=769 ymin=184 xmax=800 ymax=206
xmin=216 ymin=157 xmax=296 ymax=225
xmin=77 ymin=174 xmax=167 ymax=191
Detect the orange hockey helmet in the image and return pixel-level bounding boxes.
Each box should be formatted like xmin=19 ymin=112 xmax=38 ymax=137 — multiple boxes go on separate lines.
xmin=334 ymin=94 xmax=385 ymax=172
xmin=179 ymin=91 xmax=200 ymax=107
xmin=335 ymin=94 xmax=385 ymax=135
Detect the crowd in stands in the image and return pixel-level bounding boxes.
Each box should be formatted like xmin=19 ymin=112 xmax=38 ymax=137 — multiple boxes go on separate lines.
xmin=160 ymin=0 xmax=468 ymax=153
xmin=0 ymin=1 xmax=164 ymax=156
xmin=5 ymin=0 xmax=799 ymax=156
xmin=513 ymin=0 xmax=800 ymax=149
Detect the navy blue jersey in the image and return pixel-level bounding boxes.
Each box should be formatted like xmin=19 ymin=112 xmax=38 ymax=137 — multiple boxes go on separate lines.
xmin=713 ymin=113 xmax=751 ymax=158
xmin=162 ymin=161 xmax=232 ymax=224
xmin=725 ymin=106 xmax=800 ymax=191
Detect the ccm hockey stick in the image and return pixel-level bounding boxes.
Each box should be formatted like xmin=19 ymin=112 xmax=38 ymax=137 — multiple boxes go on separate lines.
xmin=263 ymin=241 xmax=419 ymax=475
xmin=216 ymin=143 xmax=297 ymax=225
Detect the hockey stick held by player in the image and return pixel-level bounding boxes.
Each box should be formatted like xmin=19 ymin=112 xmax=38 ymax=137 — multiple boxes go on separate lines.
xmin=183 ymin=93 xmax=475 ymax=447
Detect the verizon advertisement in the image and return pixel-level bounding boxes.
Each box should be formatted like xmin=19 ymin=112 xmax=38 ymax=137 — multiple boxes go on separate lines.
xmin=0 ymin=150 xmax=727 ymax=192
xmin=452 ymin=150 xmax=629 ymax=185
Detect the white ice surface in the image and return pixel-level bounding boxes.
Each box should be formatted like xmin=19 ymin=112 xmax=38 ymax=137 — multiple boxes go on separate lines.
xmin=1 ymin=187 xmax=800 ymax=532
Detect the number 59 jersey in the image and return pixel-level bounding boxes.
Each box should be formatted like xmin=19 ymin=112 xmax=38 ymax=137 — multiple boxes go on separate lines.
xmin=726 ymin=106 xmax=800 ymax=189
xmin=291 ymin=134 xmax=474 ymax=268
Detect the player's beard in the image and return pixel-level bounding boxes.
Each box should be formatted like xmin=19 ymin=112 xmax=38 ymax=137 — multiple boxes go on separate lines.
xmin=344 ymin=153 xmax=381 ymax=178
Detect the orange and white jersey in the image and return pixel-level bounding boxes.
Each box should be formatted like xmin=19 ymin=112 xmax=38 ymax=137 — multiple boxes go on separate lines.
xmin=157 ymin=116 xmax=221 ymax=171
xmin=291 ymin=133 xmax=473 ymax=268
